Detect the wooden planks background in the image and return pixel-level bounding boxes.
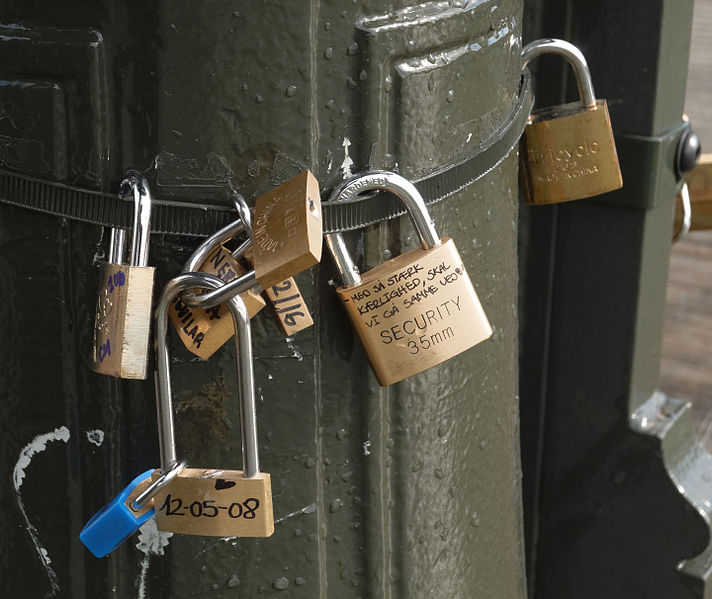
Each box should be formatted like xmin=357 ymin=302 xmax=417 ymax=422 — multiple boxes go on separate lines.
xmin=660 ymin=0 xmax=712 ymax=442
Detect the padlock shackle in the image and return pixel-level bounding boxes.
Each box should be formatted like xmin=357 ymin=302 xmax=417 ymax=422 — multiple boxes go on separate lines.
xmin=179 ymin=194 xmax=258 ymax=310
xmin=325 ymin=171 xmax=441 ymax=287
xmin=521 ymin=38 xmax=597 ymax=109
xmin=119 ymin=171 xmax=153 ymax=267
xmin=155 ymin=272 xmax=260 ymax=478
xmin=108 ymin=228 xmax=126 ymax=265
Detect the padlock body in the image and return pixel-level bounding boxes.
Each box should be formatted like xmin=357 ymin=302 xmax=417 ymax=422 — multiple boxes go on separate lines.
xmin=520 ymin=99 xmax=622 ymax=204
xmin=336 ymin=237 xmax=492 ymax=386
xmin=80 ymin=469 xmax=155 ymax=557
xmin=91 ymin=262 xmax=155 ymax=379
xmin=152 ymin=468 xmax=274 ymax=537
xmin=168 ymin=247 xmax=265 ymax=359
xmin=252 ymin=170 xmax=323 ymax=289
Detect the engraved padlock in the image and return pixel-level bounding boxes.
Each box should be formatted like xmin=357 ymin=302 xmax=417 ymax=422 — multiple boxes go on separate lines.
xmin=519 ymin=38 xmax=623 ymax=204
xmin=325 ymin=172 xmax=493 ymax=386
xmin=178 ymin=174 xmax=321 ymax=320
xmin=153 ymin=272 xmax=274 ymax=537
xmin=91 ymin=172 xmax=155 ymax=379
xmin=168 ymin=204 xmax=266 ymax=360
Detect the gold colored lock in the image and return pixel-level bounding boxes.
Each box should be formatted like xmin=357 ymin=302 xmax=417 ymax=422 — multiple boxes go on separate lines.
xmin=252 ymin=170 xmax=322 ymax=289
xmin=326 ymin=172 xmax=492 ymax=386
xmin=519 ymin=38 xmax=623 ymax=205
xmin=153 ymin=272 xmax=274 ymax=538
xmin=91 ymin=173 xmax=155 ymax=379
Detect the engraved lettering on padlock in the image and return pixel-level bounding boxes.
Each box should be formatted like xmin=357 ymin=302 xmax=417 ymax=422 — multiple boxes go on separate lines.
xmin=252 ymin=170 xmax=322 ymax=289
xmin=519 ymin=38 xmax=623 ymax=204
xmin=326 ymin=172 xmax=492 ymax=386
xmin=91 ymin=172 xmax=155 ymax=379
xmin=153 ymin=273 xmax=274 ymax=537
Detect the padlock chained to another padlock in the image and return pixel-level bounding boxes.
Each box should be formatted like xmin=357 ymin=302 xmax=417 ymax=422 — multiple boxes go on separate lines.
xmin=168 ymin=172 xmax=320 ymax=358
xmin=519 ymin=38 xmax=623 ymax=204
xmin=82 ymin=35 xmax=626 ymax=556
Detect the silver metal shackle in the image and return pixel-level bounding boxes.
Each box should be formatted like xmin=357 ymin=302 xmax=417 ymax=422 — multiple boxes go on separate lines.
xmin=155 ymin=272 xmax=260 ymax=478
xmin=117 ymin=171 xmax=153 ymax=267
xmin=325 ymin=171 xmax=441 ymax=287
xmin=178 ymin=200 xmax=260 ymax=310
xmin=522 ymin=38 xmax=597 ymax=109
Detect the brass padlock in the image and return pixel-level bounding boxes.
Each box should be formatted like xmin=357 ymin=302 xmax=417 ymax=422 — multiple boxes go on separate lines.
xmin=178 ymin=172 xmax=322 ymax=314
xmin=152 ymin=272 xmax=274 ymax=537
xmin=91 ymin=172 xmax=155 ymax=379
xmin=325 ymin=172 xmax=493 ymax=386
xmin=252 ymin=170 xmax=322 ymax=289
xmin=168 ymin=212 xmax=266 ymax=359
xmin=520 ymin=38 xmax=623 ymax=205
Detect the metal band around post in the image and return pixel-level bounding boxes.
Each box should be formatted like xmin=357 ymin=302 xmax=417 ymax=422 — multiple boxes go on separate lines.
xmin=155 ymin=272 xmax=260 ymax=478
xmin=0 ymin=71 xmax=532 ymax=236
xmin=325 ymin=171 xmax=441 ymax=287
xmin=521 ymin=38 xmax=596 ymax=109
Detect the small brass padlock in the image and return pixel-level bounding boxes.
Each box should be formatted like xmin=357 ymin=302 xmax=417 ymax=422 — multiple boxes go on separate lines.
xmin=153 ymin=272 xmax=274 ymax=537
xmin=520 ymin=38 xmax=623 ymax=204
xmin=252 ymin=170 xmax=322 ymax=289
xmin=325 ymin=172 xmax=492 ymax=386
xmin=91 ymin=172 xmax=155 ymax=379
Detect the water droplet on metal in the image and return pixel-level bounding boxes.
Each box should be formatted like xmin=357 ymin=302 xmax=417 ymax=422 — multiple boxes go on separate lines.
xmin=330 ymin=498 xmax=343 ymax=513
xmin=384 ymin=75 xmax=392 ymax=93
xmin=226 ymin=574 xmax=240 ymax=588
xmin=446 ymin=89 xmax=455 ymax=103
xmin=272 ymin=576 xmax=289 ymax=590
xmin=346 ymin=77 xmax=357 ymax=89
xmin=295 ymin=577 xmax=306 ymax=586
xmin=434 ymin=468 xmax=444 ymax=479
xmin=285 ymin=85 xmax=297 ymax=97
xmin=324 ymin=47 xmax=334 ymax=59
xmin=359 ymin=70 xmax=368 ymax=81
xmin=255 ymin=94 xmax=264 ymax=104
xmin=324 ymin=21 xmax=331 ymax=31
xmin=336 ymin=428 xmax=346 ymax=440
xmin=304 ymin=457 xmax=316 ymax=468
xmin=347 ymin=41 xmax=358 ymax=55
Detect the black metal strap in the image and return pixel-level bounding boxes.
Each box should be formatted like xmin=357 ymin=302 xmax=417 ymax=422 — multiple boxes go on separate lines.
xmin=0 ymin=72 xmax=532 ymax=236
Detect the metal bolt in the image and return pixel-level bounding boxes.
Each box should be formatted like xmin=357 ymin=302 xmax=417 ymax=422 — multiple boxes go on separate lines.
xmin=676 ymin=128 xmax=701 ymax=177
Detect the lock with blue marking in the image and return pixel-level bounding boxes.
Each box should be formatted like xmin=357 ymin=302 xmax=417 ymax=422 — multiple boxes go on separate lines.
xmin=80 ymin=462 xmax=185 ymax=557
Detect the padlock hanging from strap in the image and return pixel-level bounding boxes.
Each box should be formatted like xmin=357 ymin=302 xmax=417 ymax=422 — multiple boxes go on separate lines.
xmin=325 ymin=171 xmax=493 ymax=386
xmin=91 ymin=172 xmax=156 ymax=379
xmin=153 ymin=272 xmax=274 ymax=537
xmin=519 ymin=38 xmax=623 ymax=205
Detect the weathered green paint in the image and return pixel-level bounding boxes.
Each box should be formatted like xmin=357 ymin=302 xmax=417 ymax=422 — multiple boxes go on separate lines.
xmin=520 ymin=1 xmax=712 ymax=598
xmin=0 ymin=1 xmax=526 ymax=597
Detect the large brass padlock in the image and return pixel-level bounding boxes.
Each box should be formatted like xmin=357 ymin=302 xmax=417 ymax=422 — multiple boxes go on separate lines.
xmin=326 ymin=172 xmax=492 ymax=386
xmin=91 ymin=172 xmax=155 ymax=379
xmin=519 ymin=38 xmax=623 ymax=205
xmin=153 ymin=272 xmax=273 ymax=537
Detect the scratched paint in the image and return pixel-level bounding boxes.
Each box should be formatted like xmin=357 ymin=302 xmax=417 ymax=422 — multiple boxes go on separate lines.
xmin=135 ymin=519 xmax=173 ymax=599
xmin=340 ymin=137 xmax=354 ymax=178
xmin=12 ymin=426 xmax=71 ymax=597
xmin=85 ymin=429 xmax=105 ymax=447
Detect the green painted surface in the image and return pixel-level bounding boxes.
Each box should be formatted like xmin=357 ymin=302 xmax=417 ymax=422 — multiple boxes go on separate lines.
xmin=0 ymin=1 xmax=526 ymax=597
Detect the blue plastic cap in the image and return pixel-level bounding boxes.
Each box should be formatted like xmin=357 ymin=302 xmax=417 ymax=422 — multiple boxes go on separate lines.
xmin=80 ymin=469 xmax=155 ymax=558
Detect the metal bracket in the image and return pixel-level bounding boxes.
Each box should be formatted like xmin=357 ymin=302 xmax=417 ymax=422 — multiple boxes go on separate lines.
xmin=595 ymin=119 xmax=690 ymax=210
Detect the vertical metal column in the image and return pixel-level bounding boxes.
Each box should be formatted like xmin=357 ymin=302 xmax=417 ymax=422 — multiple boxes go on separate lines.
xmin=0 ymin=1 xmax=527 ymax=597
